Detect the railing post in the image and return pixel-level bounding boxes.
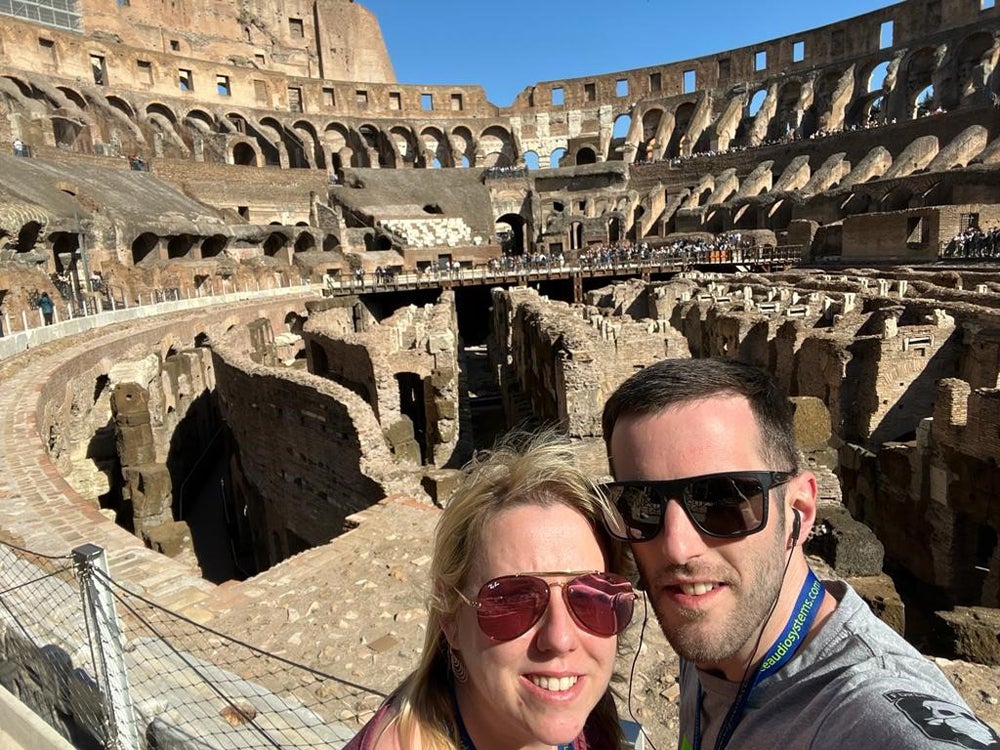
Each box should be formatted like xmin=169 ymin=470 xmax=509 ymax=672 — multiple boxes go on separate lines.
xmin=73 ymin=544 xmax=141 ymax=750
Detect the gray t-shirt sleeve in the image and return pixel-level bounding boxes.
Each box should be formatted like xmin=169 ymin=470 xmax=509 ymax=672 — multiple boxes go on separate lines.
xmin=810 ymin=677 xmax=999 ymax=749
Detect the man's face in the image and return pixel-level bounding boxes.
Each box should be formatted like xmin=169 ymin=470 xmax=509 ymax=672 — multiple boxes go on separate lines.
xmin=608 ymin=395 xmax=788 ymax=676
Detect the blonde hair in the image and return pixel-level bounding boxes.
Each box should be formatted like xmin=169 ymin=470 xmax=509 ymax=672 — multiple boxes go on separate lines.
xmin=386 ymin=429 xmax=628 ymax=749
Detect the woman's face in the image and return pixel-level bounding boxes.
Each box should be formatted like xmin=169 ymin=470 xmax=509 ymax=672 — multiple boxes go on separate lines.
xmin=445 ymin=502 xmax=618 ymax=750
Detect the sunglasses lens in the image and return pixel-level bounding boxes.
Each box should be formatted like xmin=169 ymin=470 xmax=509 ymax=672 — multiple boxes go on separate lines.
xmin=476 ymin=577 xmax=549 ymax=641
xmin=686 ymin=475 xmax=766 ymax=536
xmin=608 ymin=485 xmax=666 ymax=541
xmin=566 ymin=573 xmax=635 ymax=636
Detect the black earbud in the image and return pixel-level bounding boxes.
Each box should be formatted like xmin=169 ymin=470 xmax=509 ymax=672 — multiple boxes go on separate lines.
xmin=791 ymin=509 xmax=802 ymax=546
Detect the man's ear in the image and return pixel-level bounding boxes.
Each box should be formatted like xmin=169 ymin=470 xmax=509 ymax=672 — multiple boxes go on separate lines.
xmin=787 ymin=470 xmax=818 ymax=544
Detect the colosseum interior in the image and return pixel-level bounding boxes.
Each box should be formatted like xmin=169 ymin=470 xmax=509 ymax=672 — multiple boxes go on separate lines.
xmin=1 ymin=0 xmax=1000 ymax=747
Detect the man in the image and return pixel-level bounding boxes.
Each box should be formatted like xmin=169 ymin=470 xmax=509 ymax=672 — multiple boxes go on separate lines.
xmin=601 ymin=357 xmax=999 ymax=750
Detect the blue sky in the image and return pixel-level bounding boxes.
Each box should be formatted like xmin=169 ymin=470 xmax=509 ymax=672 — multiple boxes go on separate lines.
xmin=360 ymin=0 xmax=897 ymax=106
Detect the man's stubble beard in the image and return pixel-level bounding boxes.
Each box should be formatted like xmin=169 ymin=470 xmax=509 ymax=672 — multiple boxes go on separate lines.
xmin=638 ymin=525 xmax=787 ymax=668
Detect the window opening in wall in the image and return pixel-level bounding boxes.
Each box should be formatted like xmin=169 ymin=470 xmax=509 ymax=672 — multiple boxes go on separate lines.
xmin=356 ymin=89 xmax=368 ymax=106
xmin=178 ymin=68 xmax=192 ymax=91
xmin=584 ymin=82 xmax=596 ymax=101
xmin=238 ymin=206 xmax=249 ymax=219
xmin=90 ymin=54 xmax=106 ymax=85
xmin=244 ymin=27 xmax=251 ymax=42
xmin=616 ymin=78 xmax=628 ymax=97
xmin=389 ymin=91 xmax=401 ymax=110
xmin=793 ymin=40 xmax=805 ymax=62
xmin=748 ymin=88 xmax=767 ymax=116
xmin=216 ymin=74 xmax=231 ymax=96
xmin=649 ymin=72 xmax=661 ymax=92
xmin=170 ymin=39 xmax=180 ymax=51
xmin=451 ymin=93 xmax=463 ymax=111
xmin=906 ymin=216 xmax=928 ymax=247
xmin=983 ymin=0 xmax=996 ymax=8
xmin=551 ymin=86 xmax=564 ymax=105
xmin=523 ymin=151 xmax=539 ymax=170
xmin=869 ymin=60 xmax=890 ymax=92
xmin=960 ymin=213 xmax=980 ymax=231
xmin=288 ymin=87 xmax=302 ymax=113
xmin=254 ymin=53 xmax=265 ymax=66
xmin=880 ymin=20 xmax=894 ymax=48
xmin=718 ymin=58 xmax=730 ymax=82
xmin=683 ymin=69 xmax=696 ymax=94
xmin=289 ymin=17 xmax=304 ymax=38
xmin=254 ymin=79 xmax=267 ymax=104
xmin=324 ymin=87 xmax=336 ymax=107
xmin=421 ymin=93 xmax=433 ymax=110
xmin=754 ymin=50 xmax=767 ymax=71
xmin=39 ymin=37 xmax=55 ymax=61
xmin=137 ymin=59 xmax=152 ymax=85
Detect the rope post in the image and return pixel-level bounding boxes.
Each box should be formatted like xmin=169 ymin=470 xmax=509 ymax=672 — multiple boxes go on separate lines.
xmin=73 ymin=544 xmax=141 ymax=750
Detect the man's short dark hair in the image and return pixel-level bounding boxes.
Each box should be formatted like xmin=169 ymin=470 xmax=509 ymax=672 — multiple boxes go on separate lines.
xmin=602 ymin=357 xmax=801 ymax=473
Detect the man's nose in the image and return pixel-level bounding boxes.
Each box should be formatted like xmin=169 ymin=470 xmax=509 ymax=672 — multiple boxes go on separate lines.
xmin=656 ymin=499 xmax=708 ymax=563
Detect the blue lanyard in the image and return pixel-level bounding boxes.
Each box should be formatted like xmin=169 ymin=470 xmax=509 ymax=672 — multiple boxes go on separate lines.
xmin=693 ymin=568 xmax=824 ymax=750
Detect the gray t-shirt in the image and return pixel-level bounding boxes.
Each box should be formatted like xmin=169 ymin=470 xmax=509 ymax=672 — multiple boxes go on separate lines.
xmin=678 ymin=580 xmax=1000 ymax=749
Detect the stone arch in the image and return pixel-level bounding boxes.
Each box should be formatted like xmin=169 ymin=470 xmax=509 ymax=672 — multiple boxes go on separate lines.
xmin=768 ymin=199 xmax=793 ymax=230
xmin=666 ymin=101 xmax=696 ymax=158
xmin=639 ymin=108 xmax=663 ymax=162
xmin=523 ymin=150 xmax=540 ymax=170
xmin=184 ymin=108 xmax=215 ymax=132
xmin=802 ymin=70 xmax=842 ymax=137
xmin=550 ymin=147 xmax=567 ymax=168
xmin=881 ymin=186 xmax=914 ymax=211
xmin=840 ymin=192 xmax=871 ymax=216
xmin=52 ymin=116 xmax=85 ymax=150
xmin=261 ymin=115 xmax=299 ymax=167
xmin=771 ymin=81 xmax=802 ymax=140
xmin=389 ymin=125 xmax=419 ymax=166
xmin=322 ymin=233 xmax=341 ymax=251
xmin=106 ymin=95 xmax=135 ymax=119
xmin=167 ymin=234 xmax=196 ymax=259
xmin=145 ymin=102 xmax=178 ymax=124
xmin=263 ymin=231 xmax=289 ymax=258
xmin=867 ymin=60 xmax=892 ymax=93
xmin=232 ymin=141 xmax=258 ymax=166
xmin=56 ymin=86 xmax=87 ymax=110
xmin=292 ymin=119 xmax=324 ymax=169
xmin=479 ymin=125 xmax=516 ymax=167
xmin=131 ymin=233 xmax=159 ymax=265
xmin=495 ymin=212 xmax=527 ymax=255
xmin=16 ymin=221 xmax=43 ymax=253
xmin=201 ymin=234 xmax=227 ymax=257
xmin=420 ymin=126 xmax=452 ymax=168
xmin=295 ymin=232 xmax=316 ymax=253
xmin=952 ymin=31 xmax=995 ymax=108
xmin=576 ymin=146 xmax=597 ymax=165
xmin=901 ymin=47 xmax=937 ymax=117
xmin=451 ymin=126 xmax=474 ymax=166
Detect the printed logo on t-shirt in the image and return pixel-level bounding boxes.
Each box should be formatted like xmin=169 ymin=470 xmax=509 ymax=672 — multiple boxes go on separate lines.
xmin=884 ymin=690 xmax=1000 ymax=748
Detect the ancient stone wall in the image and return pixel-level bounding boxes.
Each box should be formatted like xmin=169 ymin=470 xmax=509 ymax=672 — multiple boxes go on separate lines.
xmin=212 ymin=316 xmax=428 ymax=570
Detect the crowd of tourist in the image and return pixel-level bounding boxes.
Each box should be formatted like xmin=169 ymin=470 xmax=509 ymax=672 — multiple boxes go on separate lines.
xmin=943 ymin=226 xmax=1000 ymax=258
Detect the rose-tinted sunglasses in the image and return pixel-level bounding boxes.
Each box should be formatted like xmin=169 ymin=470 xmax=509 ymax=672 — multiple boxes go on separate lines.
xmin=601 ymin=471 xmax=793 ymax=541
xmin=455 ymin=570 xmax=636 ymax=641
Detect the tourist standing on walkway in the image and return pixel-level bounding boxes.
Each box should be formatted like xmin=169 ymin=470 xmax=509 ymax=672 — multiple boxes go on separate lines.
xmin=600 ymin=357 xmax=999 ymax=750
xmin=346 ymin=429 xmax=637 ymax=749
xmin=37 ymin=291 xmax=55 ymax=325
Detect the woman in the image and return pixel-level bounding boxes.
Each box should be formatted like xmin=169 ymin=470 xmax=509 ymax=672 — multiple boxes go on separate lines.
xmin=346 ymin=430 xmax=636 ymax=749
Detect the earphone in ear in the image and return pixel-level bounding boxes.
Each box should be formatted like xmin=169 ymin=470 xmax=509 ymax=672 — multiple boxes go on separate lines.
xmin=791 ymin=509 xmax=802 ymax=546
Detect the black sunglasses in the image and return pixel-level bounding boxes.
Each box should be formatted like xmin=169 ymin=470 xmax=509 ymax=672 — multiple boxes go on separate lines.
xmin=600 ymin=471 xmax=793 ymax=541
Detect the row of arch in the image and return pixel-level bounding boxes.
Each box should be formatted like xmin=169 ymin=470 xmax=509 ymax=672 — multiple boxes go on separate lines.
xmin=618 ymin=30 xmax=998 ymax=162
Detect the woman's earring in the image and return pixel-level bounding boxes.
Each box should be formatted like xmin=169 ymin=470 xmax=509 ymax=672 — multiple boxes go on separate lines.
xmin=449 ymin=646 xmax=469 ymax=684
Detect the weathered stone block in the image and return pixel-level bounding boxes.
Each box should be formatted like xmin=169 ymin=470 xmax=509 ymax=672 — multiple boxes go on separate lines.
xmin=935 ymin=607 xmax=1000 ymax=666
xmin=847 ymin=573 xmax=905 ymax=636
xmin=806 ymin=505 xmax=884 ymax=576
xmin=421 ymin=469 xmax=463 ymax=508
xmin=791 ymin=396 xmax=832 ymax=452
xmin=146 ymin=521 xmax=193 ymax=558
